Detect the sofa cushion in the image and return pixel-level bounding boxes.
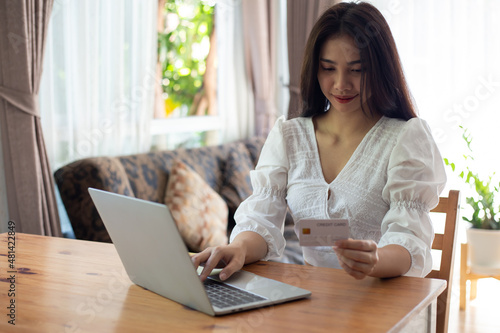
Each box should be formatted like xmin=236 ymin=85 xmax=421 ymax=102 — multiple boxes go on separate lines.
xmin=243 ymin=137 xmax=267 ymax=166
xmin=164 ymin=159 xmax=228 ymax=252
xmin=221 ymin=144 xmax=254 ymax=207
xmin=220 ymin=143 xmax=254 ymax=231
xmin=118 ymin=142 xmax=247 ymax=205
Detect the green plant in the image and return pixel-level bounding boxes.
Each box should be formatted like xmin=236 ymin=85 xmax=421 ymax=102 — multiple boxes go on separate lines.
xmin=158 ymin=0 xmax=214 ymax=115
xmin=444 ymin=127 xmax=500 ymax=230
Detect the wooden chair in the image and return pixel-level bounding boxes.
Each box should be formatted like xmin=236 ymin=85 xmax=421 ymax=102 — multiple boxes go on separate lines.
xmin=459 ymin=243 xmax=500 ymax=310
xmin=426 ymin=190 xmax=460 ymax=333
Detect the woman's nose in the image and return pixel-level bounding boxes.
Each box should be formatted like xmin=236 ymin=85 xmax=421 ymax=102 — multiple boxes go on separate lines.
xmin=333 ymin=72 xmax=351 ymax=92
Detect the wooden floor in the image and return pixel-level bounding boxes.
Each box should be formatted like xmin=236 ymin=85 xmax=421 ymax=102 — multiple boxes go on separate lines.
xmin=448 ymin=276 xmax=500 ymax=333
xmin=446 ymin=238 xmax=500 ymax=333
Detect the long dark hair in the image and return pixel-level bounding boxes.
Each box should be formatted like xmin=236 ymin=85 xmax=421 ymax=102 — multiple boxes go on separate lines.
xmin=299 ymin=1 xmax=417 ymax=120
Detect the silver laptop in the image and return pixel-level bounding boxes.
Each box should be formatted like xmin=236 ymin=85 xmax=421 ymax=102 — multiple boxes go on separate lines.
xmin=88 ymin=188 xmax=311 ymax=316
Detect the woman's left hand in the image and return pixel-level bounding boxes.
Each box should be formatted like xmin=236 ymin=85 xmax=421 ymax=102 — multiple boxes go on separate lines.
xmin=333 ymin=239 xmax=379 ymax=279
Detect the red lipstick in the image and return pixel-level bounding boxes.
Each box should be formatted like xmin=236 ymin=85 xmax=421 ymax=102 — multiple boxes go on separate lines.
xmin=333 ymin=95 xmax=358 ymax=104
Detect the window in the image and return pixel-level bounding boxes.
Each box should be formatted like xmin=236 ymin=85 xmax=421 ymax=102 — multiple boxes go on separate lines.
xmin=151 ymin=0 xmax=219 ymax=150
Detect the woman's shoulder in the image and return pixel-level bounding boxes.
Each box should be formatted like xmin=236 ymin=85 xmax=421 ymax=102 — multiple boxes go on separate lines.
xmin=276 ymin=115 xmax=313 ymax=133
xmin=264 ymin=116 xmax=313 ymax=147
xmin=380 ymin=116 xmax=432 ymax=138
xmin=280 ymin=115 xmax=312 ymax=125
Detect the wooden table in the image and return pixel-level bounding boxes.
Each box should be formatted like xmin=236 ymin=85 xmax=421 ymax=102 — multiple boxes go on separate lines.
xmin=0 ymin=233 xmax=445 ymax=332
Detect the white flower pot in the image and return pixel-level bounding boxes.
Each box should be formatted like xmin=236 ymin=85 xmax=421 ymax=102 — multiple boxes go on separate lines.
xmin=466 ymin=228 xmax=500 ymax=275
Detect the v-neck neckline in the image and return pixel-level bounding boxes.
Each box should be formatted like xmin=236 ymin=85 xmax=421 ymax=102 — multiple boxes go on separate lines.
xmin=308 ymin=116 xmax=385 ymax=185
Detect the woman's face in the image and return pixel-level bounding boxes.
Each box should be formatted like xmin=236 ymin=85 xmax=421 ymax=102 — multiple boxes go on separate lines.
xmin=317 ymin=35 xmax=367 ymax=114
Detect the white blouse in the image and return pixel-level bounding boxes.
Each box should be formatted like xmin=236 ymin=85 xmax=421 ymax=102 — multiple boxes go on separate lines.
xmin=230 ymin=115 xmax=447 ymax=277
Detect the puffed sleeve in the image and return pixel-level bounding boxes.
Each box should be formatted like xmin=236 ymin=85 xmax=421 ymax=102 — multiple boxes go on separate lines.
xmin=229 ymin=116 xmax=289 ymax=260
xmin=379 ymin=118 xmax=447 ymax=277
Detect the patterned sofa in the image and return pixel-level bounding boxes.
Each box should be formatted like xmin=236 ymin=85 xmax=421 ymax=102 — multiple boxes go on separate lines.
xmin=54 ymin=137 xmax=303 ymax=264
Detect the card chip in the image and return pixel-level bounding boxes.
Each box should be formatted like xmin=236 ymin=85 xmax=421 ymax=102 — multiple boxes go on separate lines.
xmin=302 ymin=228 xmax=311 ymax=235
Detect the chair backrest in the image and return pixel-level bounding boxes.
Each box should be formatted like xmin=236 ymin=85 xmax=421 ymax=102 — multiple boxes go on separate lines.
xmin=426 ymin=189 xmax=460 ymax=333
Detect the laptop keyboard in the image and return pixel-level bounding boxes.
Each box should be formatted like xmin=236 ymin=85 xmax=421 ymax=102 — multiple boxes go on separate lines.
xmin=204 ymin=278 xmax=267 ymax=309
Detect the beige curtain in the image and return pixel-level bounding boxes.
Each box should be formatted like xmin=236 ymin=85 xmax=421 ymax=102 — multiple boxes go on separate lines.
xmin=287 ymin=0 xmax=339 ymax=119
xmin=242 ymin=0 xmax=278 ymax=137
xmin=0 ymin=0 xmax=61 ymax=236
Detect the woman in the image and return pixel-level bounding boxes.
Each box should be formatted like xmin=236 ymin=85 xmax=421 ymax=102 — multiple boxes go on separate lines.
xmin=193 ymin=2 xmax=446 ymax=281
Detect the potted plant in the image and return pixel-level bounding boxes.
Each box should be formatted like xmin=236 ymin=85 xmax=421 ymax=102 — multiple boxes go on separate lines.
xmin=444 ymin=127 xmax=500 ymax=274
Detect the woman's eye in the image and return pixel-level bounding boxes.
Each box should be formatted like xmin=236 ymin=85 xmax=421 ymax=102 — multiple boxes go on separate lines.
xmin=351 ymin=69 xmax=362 ymax=73
xmin=321 ymin=66 xmax=335 ymax=71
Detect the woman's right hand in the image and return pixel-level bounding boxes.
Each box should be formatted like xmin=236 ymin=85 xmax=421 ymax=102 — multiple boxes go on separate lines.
xmin=191 ymin=231 xmax=268 ymax=282
xmin=191 ymin=243 xmax=246 ymax=282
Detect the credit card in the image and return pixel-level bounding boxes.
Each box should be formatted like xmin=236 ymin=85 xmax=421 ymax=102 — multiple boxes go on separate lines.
xmin=297 ymin=219 xmax=349 ymax=246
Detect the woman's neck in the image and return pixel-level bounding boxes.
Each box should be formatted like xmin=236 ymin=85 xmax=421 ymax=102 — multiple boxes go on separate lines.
xmin=314 ymin=109 xmax=382 ymax=141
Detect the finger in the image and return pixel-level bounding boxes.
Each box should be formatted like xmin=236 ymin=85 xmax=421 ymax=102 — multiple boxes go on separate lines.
xmin=191 ymin=249 xmax=211 ymax=268
xmin=337 ymin=254 xmax=367 ymax=280
xmin=217 ymin=248 xmax=246 ymax=281
xmin=335 ymin=247 xmax=377 ymax=265
xmin=195 ymin=248 xmax=226 ymax=281
xmin=334 ymin=239 xmax=377 ymax=252
xmin=335 ymin=248 xmax=375 ymax=276
xmin=337 ymin=251 xmax=373 ymax=272
xmin=218 ymin=259 xmax=242 ymax=281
